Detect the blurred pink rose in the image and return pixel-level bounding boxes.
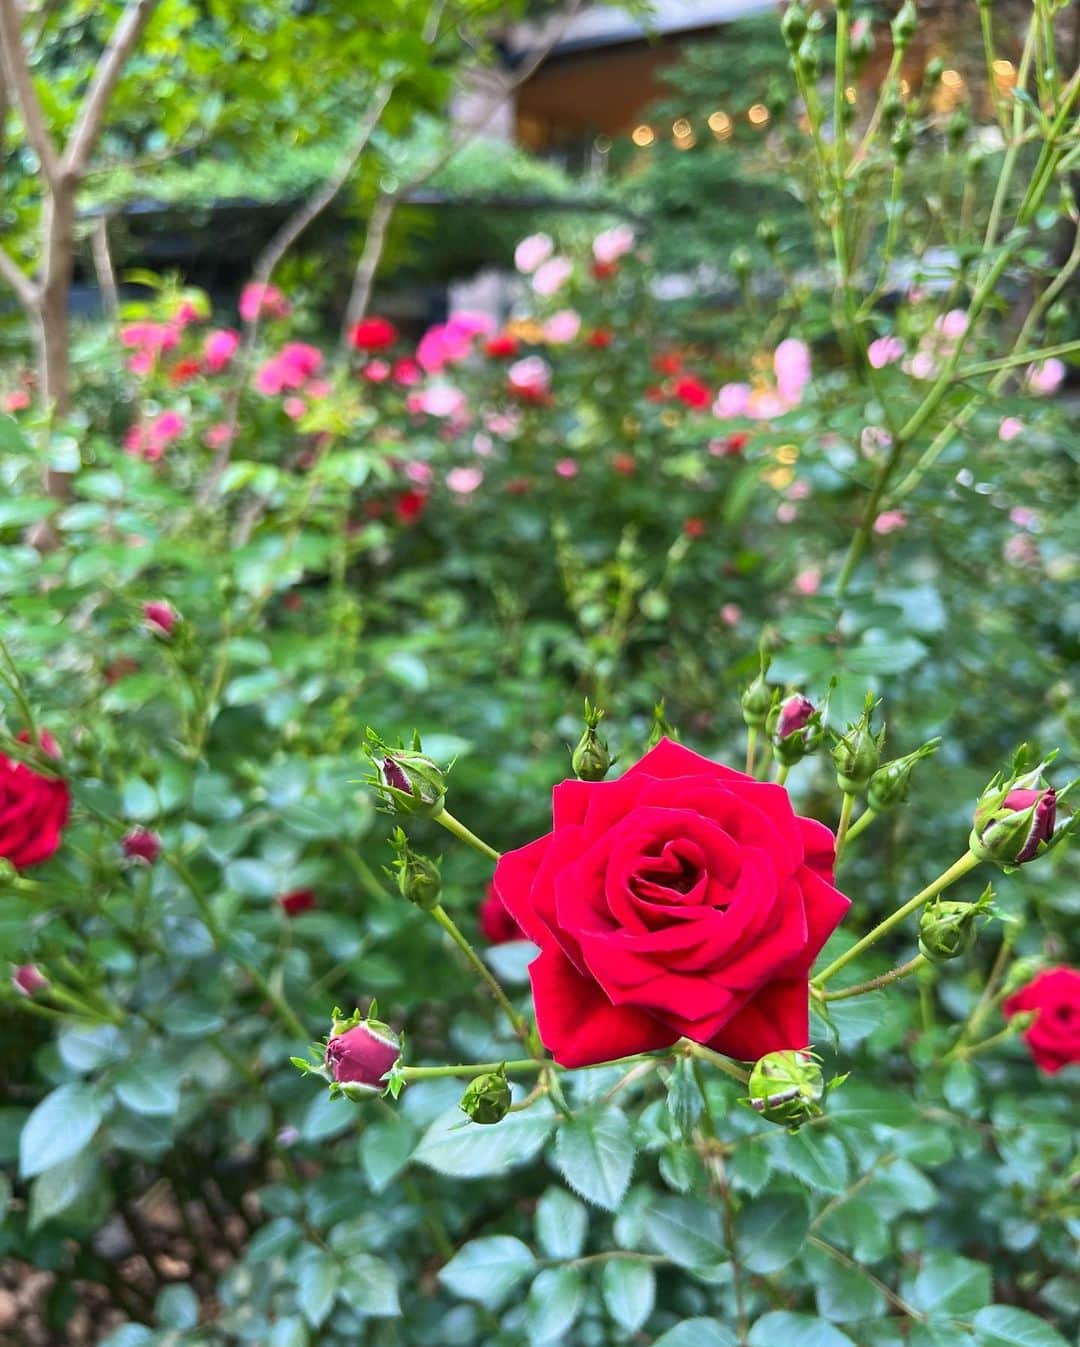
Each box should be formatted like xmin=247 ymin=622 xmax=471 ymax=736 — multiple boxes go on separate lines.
xmin=532 ymin=257 xmax=573 ymax=297
xmin=555 ymin=458 xmax=580 ymax=479
xmin=239 ymin=282 xmax=291 ymax=323
xmin=774 ymin=338 xmax=811 ymax=407
xmin=868 ymin=336 xmax=904 ymax=369
xmin=1026 ymin=359 xmax=1064 ymax=395
xmin=794 ymin=567 xmax=821 ymax=595
xmin=204 ymin=422 xmax=233 ymax=450
xmin=1009 ymin=506 xmax=1037 ymax=529
xmin=447 ymin=465 xmax=483 ymax=494
xmin=544 ymin=309 xmax=581 ymax=344
xmin=720 ymin=603 xmax=742 ymax=626
xmin=908 ymin=351 xmax=936 ymax=380
xmin=3 ymin=389 xmax=30 ymax=412
xmin=514 ymin=233 xmax=554 ymax=274
xmin=417 ymin=384 xmax=467 ymax=420
xmin=405 ymin=461 xmax=433 ymax=485
xmin=936 ymin=310 xmax=969 ymax=341
xmin=1003 ymin=533 xmax=1039 ymax=566
xmin=363 ymin=359 xmax=391 ymax=383
xmin=592 ymin=225 xmax=635 ymax=265
xmin=998 ymin=416 xmax=1024 ymax=442
xmin=873 ymin=510 xmax=907 ymax=535
xmin=507 ymin=356 xmax=552 ymax=400
xmin=776 ymin=502 xmax=798 ymax=524
xmin=204 ymin=328 xmax=240 ymax=373
xmin=713 ymin=383 xmax=751 ymax=418
xmin=283 ymin=396 xmax=307 ymax=420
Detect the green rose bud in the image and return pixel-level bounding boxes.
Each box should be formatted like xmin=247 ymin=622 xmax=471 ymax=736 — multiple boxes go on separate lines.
xmin=388 ymin=829 xmax=442 ymax=911
xmin=867 ymin=737 xmax=941 ymax=813
xmin=891 ymin=0 xmax=917 ymax=49
xmin=747 ymin=1051 xmax=825 ymax=1130
xmin=891 ymin=120 xmax=915 ymax=161
xmin=741 ymin=653 xmax=774 ymax=730
xmin=647 ymin=699 xmax=678 ymax=750
xmin=460 ymin=1067 xmax=511 ymax=1124
xmin=572 ymin=700 xmax=613 ymax=782
xmin=918 ymin=887 xmax=992 ymax=962
xmin=781 ymin=1 xmax=808 ymax=50
xmin=367 ymin=730 xmax=447 ymax=818
xmin=832 ymin=695 xmax=885 ymax=794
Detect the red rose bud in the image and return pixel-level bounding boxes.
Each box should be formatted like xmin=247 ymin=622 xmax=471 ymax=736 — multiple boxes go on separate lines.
xmin=350 ymin=316 xmax=398 ymax=352
xmin=484 ymin=333 xmax=519 ymax=358
xmin=278 ymin=888 xmax=317 ymax=916
xmin=587 ymin=328 xmax=613 ymax=349
xmin=325 ymin=1015 xmax=401 ymax=1098
xmin=571 ymin=700 xmax=613 ymax=782
xmin=972 ymin=781 xmax=1057 ymax=867
xmin=143 ymin=600 xmax=178 ymax=637
xmin=460 ymin=1067 xmax=511 ymax=1124
xmin=122 ymin=828 xmax=161 ymax=864
xmin=747 ymin=1050 xmax=825 ymax=1129
xmin=480 ymin=884 xmax=523 ymax=943
xmin=367 ymin=731 xmax=447 ymax=818
xmin=1002 ymin=966 xmax=1080 ymax=1074
xmin=769 ymin=694 xmax=821 ymax=765
xmin=867 ymin=738 xmax=941 ymax=813
xmin=11 ymin=963 xmax=48 ymax=997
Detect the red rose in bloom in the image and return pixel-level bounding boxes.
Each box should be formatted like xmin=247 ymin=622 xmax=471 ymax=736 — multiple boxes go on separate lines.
xmin=394 ymin=489 xmax=428 ymax=524
xmin=484 ymin=333 xmax=519 ymax=359
xmin=684 ymin=517 xmax=706 ymax=539
xmin=480 ymin=884 xmax=523 ymax=944
xmin=674 ymin=376 xmax=711 ymax=410
xmin=493 ymin=738 xmax=850 ymax=1068
xmin=1003 ymin=967 xmax=1080 ymax=1074
xmin=0 ymin=736 xmax=70 ymax=870
xmin=168 ymin=358 xmax=202 ymax=385
xmin=278 ymin=888 xmax=317 ymax=917
xmin=587 ymin=328 xmax=613 ymax=349
xmin=350 ymin=316 xmax=398 ymax=352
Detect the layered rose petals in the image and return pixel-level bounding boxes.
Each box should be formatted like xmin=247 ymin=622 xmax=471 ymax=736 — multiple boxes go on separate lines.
xmin=494 ymin=738 xmax=850 ymax=1068
xmin=0 ymin=744 xmax=70 ymax=870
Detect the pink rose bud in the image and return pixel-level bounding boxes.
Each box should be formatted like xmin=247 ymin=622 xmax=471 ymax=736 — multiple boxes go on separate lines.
xmin=12 ymin=964 xmax=48 ymax=997
xmin=278 ymin=888 xmax=317 ymax=916
xmin=122 ymin=828 xmax=161 ymax=864
xmin=1001 ymin=787 xmax=1057 ymax=864
xmin=325 ymin=1018 xmax=400 ymax=1097
xmin=972 ymin=781 xmax=1058 ymax=867
xmin=776 ymin=695 xmax=815 ymax=740
xmin=143 ymin=601 xmax=177 ymax=637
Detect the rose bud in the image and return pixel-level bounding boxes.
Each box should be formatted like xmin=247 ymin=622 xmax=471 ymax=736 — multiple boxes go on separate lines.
xmin=746 ymin=1050 xmax=825 ymax=1130
xmin=278 ymin=888 xmax=317 ymax=916
xmin=367 ymin=730 xmax=447 ymax=818
xmin=647 ymin=699 xmax=678 ymax=751
xmin=571 ymin=700 xmax=612 ymax=782
xmin=325 ymin=1012 xmax=401 ymax=1100
xmin=389 ymin=828 xmax=441 ymax=911
xmin=11 ymin=963 xmax=48 ymax=997
xmin=768 ymin=694 xmax=821 ymax=765
xmin=867 ymin=738 xmax=941 ymax=813
xmin=918 ymin=887 xmax=991 ymax=962
xmin=460 ymin=1067 xmax=511 ymax=1125
xmin=831 ymin=695 xmax=885 ymax=793
xmin=971 ymin=768 xmax=1059 ymax=868
xmin=740 ymin=656 xmax=774 ymax=730
xmin=122 ymin=828 xmax=161 ymax=864
xmin=142 ymin=600 xmax=178 ymax=638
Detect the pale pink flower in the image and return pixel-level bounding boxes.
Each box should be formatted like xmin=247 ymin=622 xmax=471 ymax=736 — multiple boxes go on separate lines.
xmin=868 ymin=336 xmax=904 ymax=369
xmin=514 ymin=233 xmax=554 ymax=274
xmin=532 ymin=256 xmax=573 ymax=297
xmin=405 ymin=461 xmax=434 ymax=486
xmin=873 ymin=509 xmax=907 ymax=535
xmin=1003 ymin=533 xmax=1040 ymax=566
xmin=592 ymin=225 xmax=635 ymax=266
xmin=485 ymin=410 xmax=520 ymax=437
xmin=417 ymin=384 xmax=467 ymax=419
xmin=794 ymin=567 xmax=821 ymax=595
xmin=720 ymin=603 xmax=742 ymax=627
xmin=363 ymin=359 xmax=391 ymax=383
xmin=447 ymin=465 xmax=484 ymax=494
xmin=774 ymin=338 xmax=811 ymax=407
xmin=908 ymin=351 xmax=936 ymax=380
xmin=860 ymin=425 xmax=893 ymax=457
xmin=544 ymin=309 xmax=581 ymax=344
xmin=776 ymin=502 xmax=798 ymax=524
xmin=1009 ymin=506 xmax=1037 ymax=529
xmin=472 ymin=432 xmax=494 ymax=456
xmin=120 ymin=321 xmax=179 ymax=355
xmin=283 ymin=396 xmax=307 ymax=420
xmin=555 ymin=458 xmax=579 ymax=478
xmin=998 ymin=416 xmax=1024 ymax=442
xmin=747 ymin=389 xmax=786 ymax=420
xmin=416 ymin=322 xmax=477 ymax=372
xmin=786 ymin=479 xmax=811 ymax=501
xmin=507 ymin=356 xmax=552 ymax=399
xmin=204 ymin=422 xmax=233 ymax=450
xmin=239 ymin=281 xmax=291 ymax=323
xmin=3 ymin=389 xmax=30 ymax=412
xmin=1026 ymin=358 xmax=1064 ymax=395
xmin=446 ymin=311 xmax=495 ymax=340
xmin=936 ymin=310 xmax=969 ymax=341
xmin=307 ymin=379 xmax=331 ymax=400
xmin=151 ymin=410 xmax=185 ymax=443
xmin=204 ymin=328 xmax=240 ymax=373
xmin=127 ymin=351 xmax=155 ymax=377
xmin=713 ymin=383 xmax=751 ymax=418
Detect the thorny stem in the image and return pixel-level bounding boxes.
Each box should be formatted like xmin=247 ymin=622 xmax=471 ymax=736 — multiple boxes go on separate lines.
xmin=434 ymin=808 xmax=502 ymax=863
xmin=820 ymin=954 xmax=927 ymax=1002
xmin=430 ymin=903 xmax=529 ymax=1044
xmin=680 ymin=1039 xmax=750 ymax=1084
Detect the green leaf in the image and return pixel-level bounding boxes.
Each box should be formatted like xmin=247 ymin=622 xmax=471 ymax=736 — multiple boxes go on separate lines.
xmin=535 ymin=1186 xmax=588 ymax=1259
xmin=908 ymin=1252 xmax=992 ymax=1318
xmin=646 ymin=1196 xmax=727 ymax=1273
xmin=601 ymin=1259 xmax=656 ymax=1334
xmin=114 ymin=1061 xmax=180 ymax=1117
xmin=525 ymin=1267 xmax=585 ymax=1346
xmin=246 ymin=1217 xmax=302 ymax=1262
xmin=772 ymin=1130 xmax=850 ymax=1195
xmin=300 ymin=1092 xmax=356 ymax=1144
xmin=736 ymin=1195 xmax=810 ymax=1274
xmin=437 ymin=1236 xmax=536 ymax=1310
xmin=156 ymin=1284 xmax=199 ymax=1331
xmin=360 ymin=1117 xmax=417 ymax=1194
xmin=826 ymin=1081 xmax=918 ymax=1128
xmin=19 ymin=1084 xmax=106 ymax=1179
xmin=297 ymin=1254 xmax=340 ymax=1328
xmin=337 ymin=1254 xmax=399 ymax=1318
xmin=28 ymin=1151 xmax=96 ymax=1231
xmin=666 ymin=1057 xmax=704 ymax=1138
xmin=972 ymin=1307 xmax=1071 ymax=1347
xmin=652 ymin=1319 xmax=738 ymax=1347
xmin=415 ymin=1100 xmax=554 ymax=1178
xmin=749 ymin=1313 xmax=857 ymax=1346
xmin=553 ymin=1106 xmax=635 ymax=1211
xmin=844 ymin=637 xmax=927 ymax=675
xmin=269 ymin=1316 xmax=310 ymax=1347
xmin=803 ymin=1243 xmax=884 ymax=1322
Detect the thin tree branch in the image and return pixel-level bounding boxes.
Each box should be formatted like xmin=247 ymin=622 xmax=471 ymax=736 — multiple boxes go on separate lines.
xmin=0 ymin=239 xmax=38 ymax=312
xmin=340 ymin=189 xmax=396 ymax=341
xmin=61 ymin=0 xmax=161 ymax=181
xmin=90 ymin=213 xmax=118 ymax=321
xmin=0 ymin=0 xmax=60 ymax=186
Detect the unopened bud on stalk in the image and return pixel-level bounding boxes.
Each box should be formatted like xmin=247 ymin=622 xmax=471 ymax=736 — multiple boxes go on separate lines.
xmin=366 ymin=730 xmax=447 ymax=818
xmin=867 ymin=737 xmax=941 ymax=813
xmin=832 ymin=695 xmax=885 ymax=793
xmin=756 ymin=218 xmax=780 ymax=252
xmin=730 ymin=246 xmax=752 ymax=283
xmin=768 ymin=694 xmax=822 ymax=765
xmin=891 ymin=0 xmax=917 ymax=49
xmin=947 ymin=107 xmax=970 ymax=149
xmin=972 ymin=783 xmax=1057 ymax=867
xmin=781 ymin=1 xmax=808 ymax=49
xmin=572 ymin=700 xmax=613 ymax=782
xmin=891 ymin=121 xmax=915 ymax=161
xmin=924 ymin=57 xmax=944 ymax=85
xmin=1000 ymin=955 xmax=1046 ymax=999
xmin=882 ymin=90 xmax=905 ymax=127
xmin=301 ymin=1006 xmax=402 ymax=1101
xmin=460 ymin=1067 xmax=511 ymax=1124
xmin=647 ymin=699 xmax=678 ymax=750
xmin=388 ymin=828 xmax=441 ymax=911
xmin=797 ymin=37 xmax=821 ymax=80
xmin=741 ymin=653 xmax=774 ymax=730
xmin=918 ymin=885 xmax=993 ymax=962
xmin=746 ymin=1051 xmax=828 ymax=1130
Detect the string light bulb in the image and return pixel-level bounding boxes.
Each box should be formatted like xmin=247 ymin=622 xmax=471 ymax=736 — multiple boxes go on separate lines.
xmin=631 ymin=124 xmax=655 ymax=147
xmin=708 ymin=110 xmax=733 ymax=140
xmin=748 ymin=103 xmax=771 ymax=127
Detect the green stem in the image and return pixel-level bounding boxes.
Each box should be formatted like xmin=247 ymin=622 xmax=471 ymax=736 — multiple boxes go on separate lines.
xmin=813 ymin=851 xmax=981 ymax=987
xmin=821 ymin=954 xmax=927 ymax=1001
xmin=399 ymin=1058 xmax=546 ymax=1080
xmin=946 ymin=935 xmax=1014 ymax=1061
xmin=844 ymin=805 xmax=877 ymax=844
xmin=745 ymin=726 xmax=758 ymax=777
xmin=955 ymin=1020 xmax=1023 ymax=1060
xmin=953 ymin=338 xmax=1080 ymax=381
xmin=835 ymin=792 xmax=856 ymax=858
xmin=434 ymin=808 xmax=501 ymax=863
xmin=776 ymin=764 xmax=790 ymax=788
xmin=680 ymin=1039 xmax=750 ymax=1084
xmin=431 ymin=903 xmax=528 ymax=1042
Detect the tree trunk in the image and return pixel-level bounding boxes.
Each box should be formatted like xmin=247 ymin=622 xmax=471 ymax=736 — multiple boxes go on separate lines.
xmin=37 ymin=185 xmax=75 ymax=420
